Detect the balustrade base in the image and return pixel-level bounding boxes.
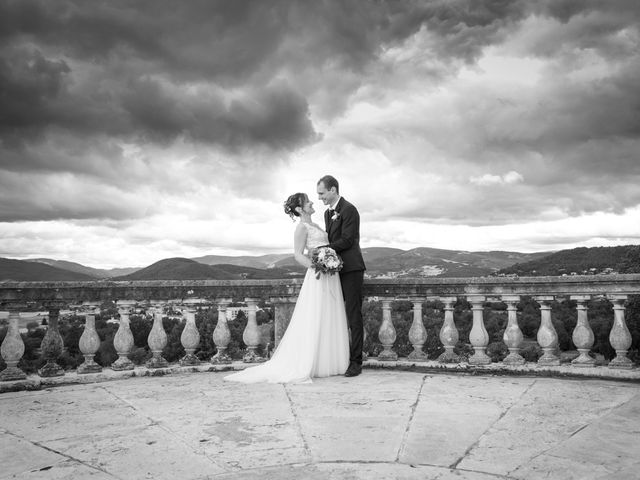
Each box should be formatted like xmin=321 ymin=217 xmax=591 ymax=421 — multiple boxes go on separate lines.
xmin=180 ymin=353 xmax=200 ymax=366
xmin=111 ymin=357 xmax=134 ymax=371
xmin=38 ymin=362 xmax=65 ymax=378
xmin=77 ymin=362 xmax=102 ymax=374
xmin=211 ymin=354 xmax=232 ymax=365
xmin=609 ymin=356 xmax=634 ymax=370
xmin=377 ymin=350 xmax=398 ymax=361
xmin=0 ymin=366 xmax=27 ymax=382
xmin=2 ymin=359 xmax=639 ymax=393
xmin=407 ymin=350 xmax=428 ymax=362
xmin=503 ymin=353 xmax=525 ymax=366
xmin=469 ymin=353 xmax=491 ymax=366
xmin=243 ymin=351 xmax=265 ymax=363
xmin=147 ymin=355 xmax=169 ymax=369
xmin=437 ymin=350 xmax=460 ymax=364
xmin=537 ymin=355 xmax=561 ymax=366
xmin=571 ymin=353 xmax=596 ymax=367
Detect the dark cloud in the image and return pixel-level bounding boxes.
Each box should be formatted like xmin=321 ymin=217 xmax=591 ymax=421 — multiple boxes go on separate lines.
xmin=0 ymin=171 xmax=155 ymax=222
xmin=519 ymin=0 xmax=640 ymax=60
xmin=1 ymin=0 xmax=639 ymax=231
xmin=0 ymin=0 xmax=321 ymax=152
xmin=0 ymin=47 xmax=70 ymax=143
xmin=121 ymin=78 xmax=318 ymax=150
xmin=0 ymin=0 xmax=534 ymax=148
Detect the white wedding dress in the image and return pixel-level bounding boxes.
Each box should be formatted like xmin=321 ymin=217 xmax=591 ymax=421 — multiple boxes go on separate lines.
xmin=224 ymin=222 xmax=350 ymax=384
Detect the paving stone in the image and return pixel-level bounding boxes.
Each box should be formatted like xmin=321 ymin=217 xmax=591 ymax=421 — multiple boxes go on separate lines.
xmin=1 ymin=369 xmax=638 ymax=480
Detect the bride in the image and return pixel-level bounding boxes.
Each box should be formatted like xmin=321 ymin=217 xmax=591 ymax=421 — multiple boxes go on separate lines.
xmin=224 ymin=193 xmax=350 ymax=383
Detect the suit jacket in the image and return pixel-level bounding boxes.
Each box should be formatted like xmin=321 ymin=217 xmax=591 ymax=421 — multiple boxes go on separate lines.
xmin=324 ymin=197 xmax=366 ymax=273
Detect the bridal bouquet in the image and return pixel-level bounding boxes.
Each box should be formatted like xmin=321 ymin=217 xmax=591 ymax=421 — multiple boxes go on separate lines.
xmin=311 ymin=247 xmax=343 ymax=279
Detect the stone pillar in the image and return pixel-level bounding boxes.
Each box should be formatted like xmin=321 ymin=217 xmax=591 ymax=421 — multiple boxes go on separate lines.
xmin=147 ymin=311 xmax=168 ymax=368
xmin=243 ymin=298 xmax=264 ymax=363
xmin=112 ymin=301 xmax=135 ymax=371
xmin=78 ymin=313 xmax=102 ymax=374
xmin=378 ymin=298 xmax=397 ymax=361
xmin=535 ymin=296 xmax=560 ymax=366
xmin=502 ymin=295 xmax=525 ymax=365
xmin=180 ymin=301 xmax=201 ymax=366
xmin=211 ymin=299 xmax=232 ymax=364
xmin=0 ymin=311 xmax=27 ymax=381
xmin=438 ymin=297 xmax=459 ymax=363
xmin=408 ymin=299 xmax=428 ymax=361
xmin=468 ymin=296 xmax=490 ymax=365
xmin=570 ymin=295 xmax=595 ymax=367
xmin=271 ymin=297 xmax=296 ymax=348
xmin=38 ymin=308 xmax=65 ymax=377
xmin=608 ymin=295 xmax=633 ymax=369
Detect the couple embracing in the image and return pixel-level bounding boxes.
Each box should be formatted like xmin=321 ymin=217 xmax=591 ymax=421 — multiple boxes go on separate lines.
xmin=225 ymin=175 xmax=365 ymax=384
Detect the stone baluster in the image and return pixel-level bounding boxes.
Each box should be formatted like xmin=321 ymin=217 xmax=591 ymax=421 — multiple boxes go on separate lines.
xmin=408 ymin=299 xmax=428 ymax=361
xmin=535 ymin=296 xmax=560 ymax=366
xmin=378 ymin=298 xmax=397 ymax=361
xmin=502 ymin=296 xmax=525 ymax=365
xmin=271 ymin=296 xmax=296 ymax=348
xmin=570 ymin=295 xmax=595 ymax=367
xmin=39 ymin=308 xmax=65 ymax=377
xmin=112 ymin=301 xmax=135 ymax=371
xmin=211 ymin=299 xmax=232 ymax=364
xmin=468 ymin=296 xmax=490 ymax=365
xmin=78 ymin=313 xmax=102 ymax=374
xmin=608 ymin=295 xmax=633 ymax=369
xmin=147 ymin=311 xmax=168 ymax=368
xmin=243 ymin=298 xmax=264 ymax=363
xmin=180 ymin=300 xmax=201 ymax=366
xmin=0 ymin=311 xmax=27 ymax=381
xmin=438 ymin=297 xmax=459 ymax=363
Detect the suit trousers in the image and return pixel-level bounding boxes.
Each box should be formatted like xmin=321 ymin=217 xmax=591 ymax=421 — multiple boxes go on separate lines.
xmin=339 ymin=269 xmax=364 ymax=366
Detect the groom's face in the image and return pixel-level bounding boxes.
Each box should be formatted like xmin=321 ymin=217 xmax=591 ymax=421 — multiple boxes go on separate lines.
xmin=317 ymin=182 xmax=337 ymax=206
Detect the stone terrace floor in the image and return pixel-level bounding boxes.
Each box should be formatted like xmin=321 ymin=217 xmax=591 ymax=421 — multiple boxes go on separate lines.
xmin=1 ymin=369 xmax=639 ymax=480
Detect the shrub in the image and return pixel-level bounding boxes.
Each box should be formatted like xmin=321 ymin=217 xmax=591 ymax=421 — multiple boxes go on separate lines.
xmin=521 ymin=344 xmax=542 ymax=362
xmin=454 ymin=342 xmax=474 ymax=362
xmin=130 ymin=347 xmax=150 ymax=365
xmin=487 ymin=341 xmax=509 ymax=362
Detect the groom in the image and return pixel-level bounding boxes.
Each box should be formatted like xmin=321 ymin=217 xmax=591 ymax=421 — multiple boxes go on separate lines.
xmin=317 ymin=175 xmax=366 ymax=377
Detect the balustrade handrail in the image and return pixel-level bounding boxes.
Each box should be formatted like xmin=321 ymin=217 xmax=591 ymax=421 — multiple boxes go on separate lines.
xmin=0 ymin=274 xmax=639 ymax=308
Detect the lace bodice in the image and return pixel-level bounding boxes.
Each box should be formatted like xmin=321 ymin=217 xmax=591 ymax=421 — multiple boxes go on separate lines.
xmin=303 ymin=222 xmax=329 ymax=250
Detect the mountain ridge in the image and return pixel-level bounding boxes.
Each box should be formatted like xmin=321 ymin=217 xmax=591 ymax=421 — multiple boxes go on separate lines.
xmin=3 ymin=244 xmax=638 ymax=281
xmin=495 ymin=245 xmax=640 ymax=276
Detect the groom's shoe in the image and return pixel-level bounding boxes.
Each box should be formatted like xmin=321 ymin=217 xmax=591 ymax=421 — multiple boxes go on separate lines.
xmin=344 ymin=363 xmax=362 ymax=377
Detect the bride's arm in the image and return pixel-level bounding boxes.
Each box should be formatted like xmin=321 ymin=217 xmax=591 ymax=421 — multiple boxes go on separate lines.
xmin=293 ymin=223 xmax=312 ymax=269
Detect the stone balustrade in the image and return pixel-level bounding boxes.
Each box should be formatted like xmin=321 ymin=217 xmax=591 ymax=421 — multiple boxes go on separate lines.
xmin=1 ymin=275 xmax=639 ymax=383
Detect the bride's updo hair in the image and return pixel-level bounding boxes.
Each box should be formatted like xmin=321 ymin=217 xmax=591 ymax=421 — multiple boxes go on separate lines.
xmin=284 ymin=193 xmax=308 ymax=220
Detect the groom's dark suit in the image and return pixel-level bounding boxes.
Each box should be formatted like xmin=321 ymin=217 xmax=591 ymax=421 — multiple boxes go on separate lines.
xmin=325 ymin=197 xmax=366 ymax=367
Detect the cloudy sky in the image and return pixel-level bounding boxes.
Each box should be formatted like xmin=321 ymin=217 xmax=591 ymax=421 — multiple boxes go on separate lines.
xmin=1 ymin=0 xmax=639 ymax=269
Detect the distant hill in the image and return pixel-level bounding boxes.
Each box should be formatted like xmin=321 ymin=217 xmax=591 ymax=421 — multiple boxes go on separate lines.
xmin=26 ymin=258 xmax=140 ymax=279
xmin=0 ymin=258 xmax=97 ymax=281
xmin=362 ymin=247 xmax=406 ymax=263
xmin=2 ymin=247 xmax=556 ymax=281
xmin=495 ymin=245 xmax=640 ymax=276
xmin=192 ymin=253 xmax=291 ymax=269
xmin=363 ymin=247 xmax=551 ymax=278
xmin=112 ymin=258 xmax=300 ymax=281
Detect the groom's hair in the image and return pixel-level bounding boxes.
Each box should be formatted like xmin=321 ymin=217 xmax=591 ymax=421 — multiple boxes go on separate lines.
xmin=318 ymin=175 xmax=339 ymax=193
